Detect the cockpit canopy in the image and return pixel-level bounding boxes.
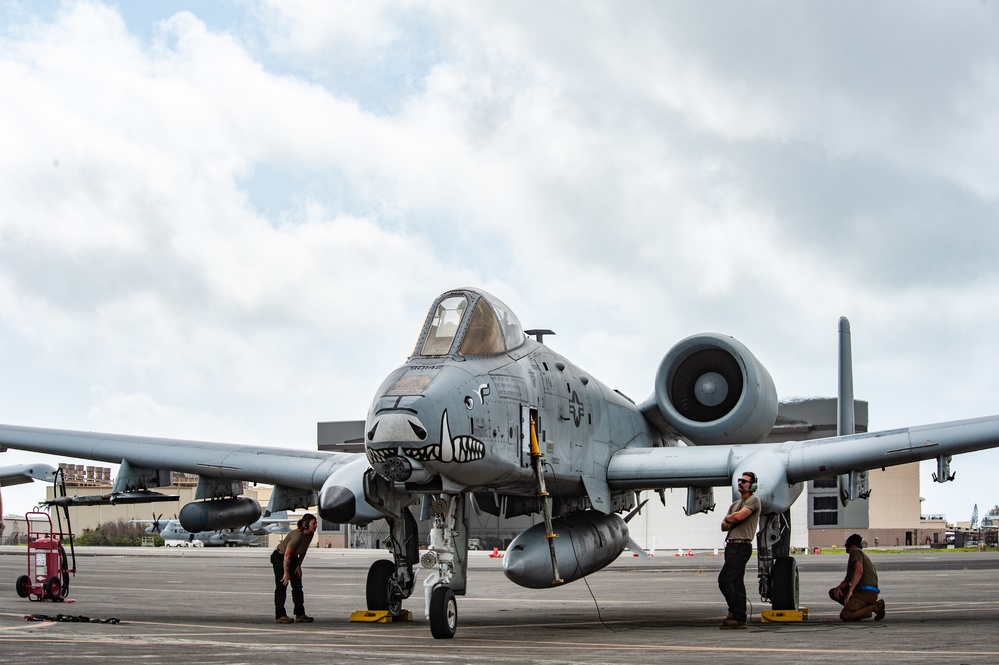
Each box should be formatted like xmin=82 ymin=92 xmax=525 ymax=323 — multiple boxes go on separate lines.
xmin=413 ymin=288 xmax=525 ymax=357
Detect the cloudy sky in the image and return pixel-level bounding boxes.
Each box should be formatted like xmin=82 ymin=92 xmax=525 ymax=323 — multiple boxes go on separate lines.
xmin=1 ymin=1 xmax=998 ymax=522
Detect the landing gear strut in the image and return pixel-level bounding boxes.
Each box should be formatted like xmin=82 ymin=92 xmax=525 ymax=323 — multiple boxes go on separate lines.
xmin=362 ymin=470 xmax=419 ymax=619
xmin=757 ymin=510 xmax=798 ymax=611
xmin=420 ymin=493 xmax=469 ymax=639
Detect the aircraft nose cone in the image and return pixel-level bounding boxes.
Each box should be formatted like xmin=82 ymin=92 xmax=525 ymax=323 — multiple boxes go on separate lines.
xmin=502 ymin=544 xmax=550 ymax=588
xmin=318 ymin=486 xmax=356 ymax=523
xmin=501 ymin=553 xmax=524 ymax=580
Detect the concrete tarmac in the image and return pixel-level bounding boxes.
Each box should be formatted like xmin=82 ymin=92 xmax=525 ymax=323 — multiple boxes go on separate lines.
xmin=2 ymin=546 xmax=998 ymax=664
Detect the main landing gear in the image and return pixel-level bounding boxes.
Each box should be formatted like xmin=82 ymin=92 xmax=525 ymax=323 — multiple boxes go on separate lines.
xmin=363 ymin=494 xmax=467 ymax=638
xmin=361 ymin=467 xmax=468 ymax=639
xmin=364 ymin=511 xmax=418 ymax=618
xmin=757 ymin=510 xmax=799 ymax=611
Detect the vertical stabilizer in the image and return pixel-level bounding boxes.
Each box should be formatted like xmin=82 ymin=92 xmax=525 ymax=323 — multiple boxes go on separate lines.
xmin=837 ymin=317 xmax=869 ymax=504
xmin=837 ymin=317 xmax=855 ymax=437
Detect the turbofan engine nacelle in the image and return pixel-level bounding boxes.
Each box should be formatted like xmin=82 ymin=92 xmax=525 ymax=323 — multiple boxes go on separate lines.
xmin=644 ymin=333 xmax=778 ymax=445
xmin=503 ymin=511 xmax=630 ymax=589
xmin=179 ymin=497 xmax=262 ymax=533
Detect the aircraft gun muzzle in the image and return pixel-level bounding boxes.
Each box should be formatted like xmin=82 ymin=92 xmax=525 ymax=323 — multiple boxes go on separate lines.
xmin=379 ymin=455 xmax=434 ymax=484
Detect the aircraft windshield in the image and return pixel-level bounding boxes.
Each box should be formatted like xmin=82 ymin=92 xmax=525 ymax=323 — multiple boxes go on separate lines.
xmin=419 ymin=295 xmax=467 ymax=356
xmin=415 ymin=290 xmax=525 ymax=357
xmin=483 ymin=293 xmax=525 ymax=352
xmin=459 ymin=299 xmax=505 ymax=355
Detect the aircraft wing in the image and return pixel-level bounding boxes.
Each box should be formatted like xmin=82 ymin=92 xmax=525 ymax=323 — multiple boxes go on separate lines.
xmin=607 ymin=414 xmax=999 ymax=511
xmin=0 ymin=423 xmax=358 ymax=492
xmin=0 ymin=461 xmax=58 ymax=487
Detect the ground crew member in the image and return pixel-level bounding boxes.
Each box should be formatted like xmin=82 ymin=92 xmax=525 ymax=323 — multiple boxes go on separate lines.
xmin=718 ymin=471 xmax=761 ymax=629
xmin=271 ymin=513 xmax=318 ymax=623
xmin=829 ymin=533 xmax=886 ymax=621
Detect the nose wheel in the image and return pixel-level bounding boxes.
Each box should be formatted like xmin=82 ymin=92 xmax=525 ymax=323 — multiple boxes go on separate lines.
xmin=421 ymin=493 xmax=465 ymax=639
xmin=429 ymin=586 xmax=457 ymax=639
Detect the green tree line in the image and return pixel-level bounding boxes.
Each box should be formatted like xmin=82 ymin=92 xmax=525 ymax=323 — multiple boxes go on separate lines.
xmin=73 ymin=518 xmax=164 ymax=547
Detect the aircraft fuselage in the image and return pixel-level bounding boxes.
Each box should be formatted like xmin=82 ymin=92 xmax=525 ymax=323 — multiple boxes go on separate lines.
xmin=361 ymin=289 xmax=658 ymax=516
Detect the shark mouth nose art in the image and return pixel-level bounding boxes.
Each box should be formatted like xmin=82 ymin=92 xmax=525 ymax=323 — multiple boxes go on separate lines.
xmin=367 ymin=410 xmax=485 ymax=465
xmin=402 ymin=411 xmax=485 ymax=463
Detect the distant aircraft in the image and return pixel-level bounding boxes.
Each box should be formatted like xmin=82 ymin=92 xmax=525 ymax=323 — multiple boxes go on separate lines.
xmin=3 ymin=287 xmax=999 ymax=638
xmin=0 ymin=463 xmax=57 ymax=489
xmin=136 ymin=514 xmax=292 ymax=547
xmin=0 ymin=463 xmax=57 ymax=535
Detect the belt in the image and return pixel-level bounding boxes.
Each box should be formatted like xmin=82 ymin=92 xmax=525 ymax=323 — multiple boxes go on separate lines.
xmin=857 ymin=585 xmax=880 ymax=593
xmin=727 ymin=539 xmax=752 ymax=544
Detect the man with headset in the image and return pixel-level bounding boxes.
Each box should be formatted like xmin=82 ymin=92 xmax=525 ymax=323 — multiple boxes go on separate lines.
xmin=718 ymin=471 xmax=761 ymax=629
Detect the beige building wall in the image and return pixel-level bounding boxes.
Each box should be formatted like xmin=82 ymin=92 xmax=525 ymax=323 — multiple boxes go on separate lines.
xmin=809 ymin=462 xmax=931 ymax=549
xmin=868 ymin=463 xmax=920 ymax=528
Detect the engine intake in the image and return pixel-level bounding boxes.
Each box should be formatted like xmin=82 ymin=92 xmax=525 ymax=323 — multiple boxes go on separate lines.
xmin=645 ymin=333 xmax=777 ymax=444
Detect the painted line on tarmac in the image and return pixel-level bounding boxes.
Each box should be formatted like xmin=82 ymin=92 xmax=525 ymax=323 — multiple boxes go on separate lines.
xmin=0 ymin=618 xmax=56 ymax=630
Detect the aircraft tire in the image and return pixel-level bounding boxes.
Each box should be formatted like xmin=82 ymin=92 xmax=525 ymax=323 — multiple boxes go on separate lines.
xmin=15 ymin=575 xmax=31 ymax=598
xmin=366 ymin=559 xmax=403 ymax=616
xmin=45 ymin=575 xmax=63 ymax=601
xmin=770 ymin=555 xmax=798 ymax=610
xmin=429 ymin=586 xmax=457 ymax=639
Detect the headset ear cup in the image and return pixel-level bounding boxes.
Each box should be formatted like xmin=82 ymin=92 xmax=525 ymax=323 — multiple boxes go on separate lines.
xmin=750 ymin=482 xmax=758 ymax=492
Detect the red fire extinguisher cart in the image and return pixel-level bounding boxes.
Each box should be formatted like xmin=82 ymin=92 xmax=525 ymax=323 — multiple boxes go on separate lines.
xmin=15 ymin=510 xmax=76 ymax=602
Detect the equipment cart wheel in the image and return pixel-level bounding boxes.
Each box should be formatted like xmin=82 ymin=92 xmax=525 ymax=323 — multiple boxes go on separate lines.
xmin=429 ymin=586 xmax=457 ymax=639
xmin=15 ymin=575 xmax=31 ymax=598
xmin=44 ymin=575 xmax=63 ymax=601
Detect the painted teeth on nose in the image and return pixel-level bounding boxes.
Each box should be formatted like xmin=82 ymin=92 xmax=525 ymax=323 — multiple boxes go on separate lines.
xmin=452 ymin=436 xmax=484 ymax=462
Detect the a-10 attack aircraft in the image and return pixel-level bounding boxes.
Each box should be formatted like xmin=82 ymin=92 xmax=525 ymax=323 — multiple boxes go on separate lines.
xmin=3 ymin=287 xmax=999 ymax=638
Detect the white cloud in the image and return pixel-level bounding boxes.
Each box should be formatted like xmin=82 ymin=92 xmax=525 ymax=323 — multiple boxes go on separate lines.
xmin=1 ymin=1 xmax=998 ymax=522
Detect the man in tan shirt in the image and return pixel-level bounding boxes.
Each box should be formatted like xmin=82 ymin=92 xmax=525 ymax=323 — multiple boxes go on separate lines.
xmin=829 ymin=533 xmax=885 ymax=621
xmin=718 ymin=471 xmax=761 ymax=629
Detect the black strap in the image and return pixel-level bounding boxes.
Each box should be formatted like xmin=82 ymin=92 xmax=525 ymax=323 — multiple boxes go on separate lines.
xmin=26 ymin=614 xmax=120 ymax=624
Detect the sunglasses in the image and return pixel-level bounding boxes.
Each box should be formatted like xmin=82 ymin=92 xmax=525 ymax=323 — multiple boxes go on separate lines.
xmin=737 ymin=478 xmax=750 ymax=484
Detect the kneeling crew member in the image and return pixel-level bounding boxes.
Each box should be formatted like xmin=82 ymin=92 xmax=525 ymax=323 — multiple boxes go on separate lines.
xmin=829 ymin=533 xmax=886 ymax=621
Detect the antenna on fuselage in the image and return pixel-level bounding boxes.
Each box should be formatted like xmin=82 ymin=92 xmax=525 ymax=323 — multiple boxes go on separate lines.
xmin=525 ymin=329 xmax=555 ymax=343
